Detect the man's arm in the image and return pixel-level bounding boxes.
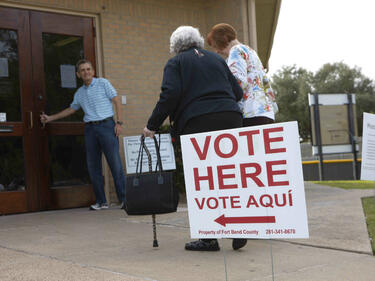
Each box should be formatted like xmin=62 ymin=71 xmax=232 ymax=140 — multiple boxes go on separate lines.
xmin=112 ymin=95 xmax=123 ymax=137
xmin=40 ymin=107 xmax=76 ymax=123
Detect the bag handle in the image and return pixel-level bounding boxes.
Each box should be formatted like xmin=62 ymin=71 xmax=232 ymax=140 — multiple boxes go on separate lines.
xmin=141 ymin=135 xmax=153 ymax=173
xmin=153 ymin=133 xmax=165 ymax=172
xmin=135 ymin=136 xmax=144 ymax=176
xmin=152 ymin=135 xmax=164 ymax=173
xmin=135 ymin=135 xmax=153 ymax=176
xmin=136 ymin=135 xmax=164 ymax=175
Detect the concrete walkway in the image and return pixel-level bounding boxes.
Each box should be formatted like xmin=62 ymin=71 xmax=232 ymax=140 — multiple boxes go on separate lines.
xmin=0 ymin=182 xmax=374 ymax=281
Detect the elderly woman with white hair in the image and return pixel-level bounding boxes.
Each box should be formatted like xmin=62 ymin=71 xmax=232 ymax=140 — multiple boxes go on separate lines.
xmin=143 ymin=26 xmax=247 ymax=251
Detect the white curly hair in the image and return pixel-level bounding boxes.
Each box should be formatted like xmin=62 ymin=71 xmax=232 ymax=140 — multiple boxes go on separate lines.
xmin=169 ymin=26 xmax=204 ymax=55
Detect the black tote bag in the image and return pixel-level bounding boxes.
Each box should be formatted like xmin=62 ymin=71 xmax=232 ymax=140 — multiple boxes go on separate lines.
xmin=124 ymin=135 xmax=179 ymax=215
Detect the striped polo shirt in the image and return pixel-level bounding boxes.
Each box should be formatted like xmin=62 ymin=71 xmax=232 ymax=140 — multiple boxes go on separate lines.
xmin=70 ymin=77 xmax=117 ymax=122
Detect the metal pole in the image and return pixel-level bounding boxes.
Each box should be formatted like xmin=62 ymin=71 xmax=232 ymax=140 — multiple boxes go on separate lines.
xmin=314 ymin=93 xmax=324 ymax=180
xmin=347 ymin=94 xmax=359 ymax=180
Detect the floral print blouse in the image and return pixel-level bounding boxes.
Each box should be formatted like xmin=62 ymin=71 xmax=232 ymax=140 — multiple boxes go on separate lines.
xmin=227 ymin=44 xmax=277 ymax=119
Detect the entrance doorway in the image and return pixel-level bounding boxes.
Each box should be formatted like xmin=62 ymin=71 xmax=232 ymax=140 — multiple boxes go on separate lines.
xmin=0 ymin=6 xmax=96 ymax=214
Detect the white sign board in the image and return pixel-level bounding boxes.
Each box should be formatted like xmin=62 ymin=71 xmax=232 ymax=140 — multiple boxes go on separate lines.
xmin=124 ymin=134 xmax=176 ymax=174
xmin=0 ymin=113 xmax=6 ymax=122
xmin=181 ymin=122 xmax=309 ymax=239
xmin=361 ymin=113 xmax=375 ymax=180
xmin=0 ymin=58 xmax=9 ymax=78
xmin=60 ymin=64 xmax=77 ymax=88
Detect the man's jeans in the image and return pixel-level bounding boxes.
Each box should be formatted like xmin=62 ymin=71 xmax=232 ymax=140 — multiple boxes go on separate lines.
xmin=84 ymin=119 xmax=125 ymax=204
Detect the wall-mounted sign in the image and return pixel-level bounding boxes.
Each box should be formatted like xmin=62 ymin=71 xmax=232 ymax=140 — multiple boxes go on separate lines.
xmin=123 ymin=134 xmax=176 ymax=174
xmin=60 ymin=64 xmax=77 ymax=88
xmin=0 ymin=58 xmax=9 ymax=78
xmin=0 ymin=113 xmax=6 ymax=122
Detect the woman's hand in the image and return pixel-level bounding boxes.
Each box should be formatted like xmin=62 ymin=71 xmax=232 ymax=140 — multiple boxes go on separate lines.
xmin=143 ymin=127 xmax=155 ymax=138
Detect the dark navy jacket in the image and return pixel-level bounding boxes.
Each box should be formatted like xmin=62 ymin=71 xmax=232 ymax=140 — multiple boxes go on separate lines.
xmin=147 ymin=47 xmax=243 ymax=134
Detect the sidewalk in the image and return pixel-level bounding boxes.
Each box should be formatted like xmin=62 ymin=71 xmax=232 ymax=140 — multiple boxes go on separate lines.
xmin=0 ymin=182 xmax=374 ymax=281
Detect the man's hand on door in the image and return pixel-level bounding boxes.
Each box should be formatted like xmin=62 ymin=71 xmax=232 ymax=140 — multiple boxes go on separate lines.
xmin=40 ymin=113 xmax=51 ymax=123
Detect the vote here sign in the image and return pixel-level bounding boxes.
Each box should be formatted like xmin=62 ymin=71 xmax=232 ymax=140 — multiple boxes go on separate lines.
xmin=180 ymin=121 xmax=309 ymax=239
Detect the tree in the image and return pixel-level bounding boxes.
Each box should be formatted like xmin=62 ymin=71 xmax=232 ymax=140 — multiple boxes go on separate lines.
xmin=271 ymin=65 xmax=313 ymax=141
xmin=312 ymin=62 xmax=375 ymax=135
xmin=271 ymin=62 xmax=375 ymax=140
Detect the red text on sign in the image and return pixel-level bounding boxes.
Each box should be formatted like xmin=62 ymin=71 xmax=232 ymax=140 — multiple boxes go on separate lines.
xmin=189 ymin=127 xmax=286 ymax=160
xmin=193 ymin=161 xmax=289 ymax=191
xmin=194 ymin=196 xmax=241 ymax=210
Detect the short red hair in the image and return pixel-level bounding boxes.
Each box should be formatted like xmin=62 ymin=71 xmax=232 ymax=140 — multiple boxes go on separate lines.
xmin=207 ymin=23 xmax=237 ymax=50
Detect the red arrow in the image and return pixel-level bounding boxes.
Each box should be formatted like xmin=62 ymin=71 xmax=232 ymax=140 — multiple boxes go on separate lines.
xmin=214 ymin=214 xmax=276 ymax=226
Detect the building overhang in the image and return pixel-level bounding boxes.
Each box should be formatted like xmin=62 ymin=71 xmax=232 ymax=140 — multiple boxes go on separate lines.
xmin=256 ymin=0 xmax=282 ymax=69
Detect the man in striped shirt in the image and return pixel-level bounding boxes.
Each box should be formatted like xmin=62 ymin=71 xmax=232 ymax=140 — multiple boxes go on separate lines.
xmin=40 ymin=59 xmax=125 ymax=210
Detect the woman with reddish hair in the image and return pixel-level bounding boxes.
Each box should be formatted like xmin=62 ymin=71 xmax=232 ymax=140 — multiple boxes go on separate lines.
xmin=207 ymin=23 xmax=278 ymax=127
xmin=207 ymin=23 xmax=278 ymax=250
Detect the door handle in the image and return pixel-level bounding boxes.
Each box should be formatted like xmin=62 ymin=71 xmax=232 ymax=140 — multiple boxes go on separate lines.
xmin=29 ymin=111 xmax=33 ymax=129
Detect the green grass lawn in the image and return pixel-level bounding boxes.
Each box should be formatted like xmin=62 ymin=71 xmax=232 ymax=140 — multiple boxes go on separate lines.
xmin=362 ymin=197 xmax=375 ymax=255
xmin=310 ymin=180 xmax=375 ymax=189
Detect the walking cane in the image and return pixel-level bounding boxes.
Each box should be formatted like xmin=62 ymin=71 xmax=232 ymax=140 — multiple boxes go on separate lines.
xmin=141 ymin=136 xmax=159 ymax=247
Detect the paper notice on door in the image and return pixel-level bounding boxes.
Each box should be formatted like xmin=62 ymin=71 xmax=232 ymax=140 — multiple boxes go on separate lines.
xmin=0 ymin=113 xmax=6 ymax=122
xmin=0 ymin=58 xmax=9 ymax=78
xmin=60 ymin=64 xmax=77 ymax=88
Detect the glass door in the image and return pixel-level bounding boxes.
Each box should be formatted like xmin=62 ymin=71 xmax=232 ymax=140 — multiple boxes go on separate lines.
xmin=0 ymin=7 xmax=36 ymax=214
xmin=30 ymin=11 xmax=96 ymax=210
xmin=0 ymin=6 xmax=97 ymax=214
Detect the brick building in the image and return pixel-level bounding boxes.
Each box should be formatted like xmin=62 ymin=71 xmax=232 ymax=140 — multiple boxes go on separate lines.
xmin=0 ymin=0 xmax=281 ymax=214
